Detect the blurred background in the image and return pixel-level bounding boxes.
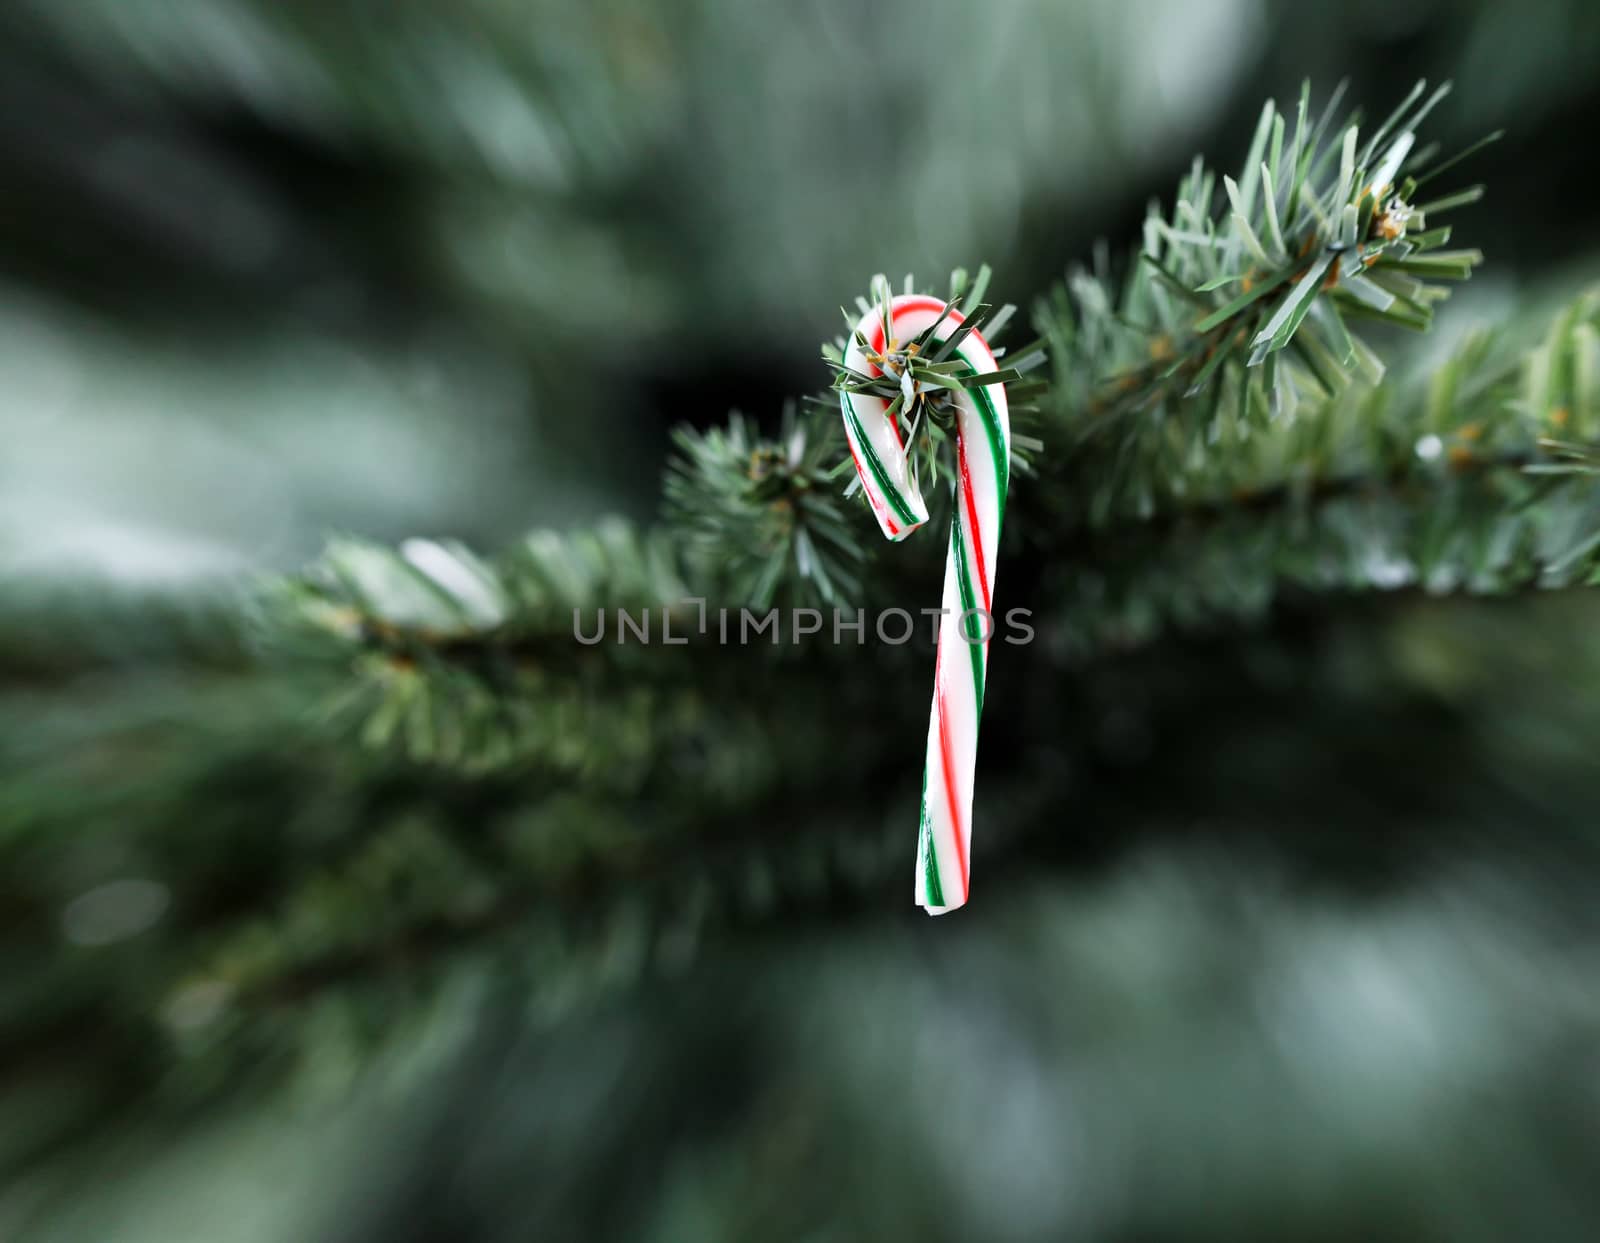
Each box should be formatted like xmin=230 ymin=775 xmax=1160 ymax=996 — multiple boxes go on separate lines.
xmin=5 ymin=1 xmax=1600 ymax=1240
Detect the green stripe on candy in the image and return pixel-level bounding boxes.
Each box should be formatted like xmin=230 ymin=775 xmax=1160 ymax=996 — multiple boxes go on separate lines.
xmin=841 ymin=397 xmax=920 ymax=527
xmin=919 ymin=766 xmax=943 ymax=907
xmin=950 ymin=511 xmax=986 ymax=711
xmin=948 ymin=358 xmax=1009 ymax=525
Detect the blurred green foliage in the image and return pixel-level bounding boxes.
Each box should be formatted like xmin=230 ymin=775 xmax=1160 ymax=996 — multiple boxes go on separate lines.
xmin=4 ymin=2 xmax=1600 ymax=1241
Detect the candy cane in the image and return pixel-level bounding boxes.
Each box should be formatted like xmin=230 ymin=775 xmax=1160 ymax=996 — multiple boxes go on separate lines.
xmin=840 ymin=294 xmax=1010 ymax=914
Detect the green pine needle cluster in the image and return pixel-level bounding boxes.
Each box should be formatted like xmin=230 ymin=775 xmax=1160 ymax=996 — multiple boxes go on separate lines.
xmin=1048 ymin=287 xmax=1600 ymax=657
xmin=270 ymin=523 xmax=699 ymax=774
xmin=664 ymin=405 xmax=864 ymax=607
xmin=1041 ymin=80 xmax=1494 ymax=528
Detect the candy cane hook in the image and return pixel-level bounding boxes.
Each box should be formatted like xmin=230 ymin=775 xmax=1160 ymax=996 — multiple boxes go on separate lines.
xmin=840 ymin=293 xmax=1010 ymax=914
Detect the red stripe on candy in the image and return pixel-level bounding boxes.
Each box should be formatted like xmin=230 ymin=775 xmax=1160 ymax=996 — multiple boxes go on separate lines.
xmin=933 ymin=653 xmax=970 ymax=902
xmin=891 ymin=296 xmax=958 ymax=327
xmin=867 ymin=296 xmax=964 ymax=360
xmin=846 ymin=440 xmax=888 ymax=523
xmin=957 ymin=439 xmax=991 ymax=612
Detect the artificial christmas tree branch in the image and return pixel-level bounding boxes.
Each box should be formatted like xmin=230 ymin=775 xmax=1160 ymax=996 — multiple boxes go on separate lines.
xmin=1037 ymin=80 xmax=1493 ymax=530
xmin=272 ymin=285 xmax=1600 ymax=745
xmin=1052 ymin=454 xmax=1600 ymax=658
xmin=271 ymin=84 xmax=1510 ymax=771
xmin=1039 ymin=286 xmax=1600 ymax=652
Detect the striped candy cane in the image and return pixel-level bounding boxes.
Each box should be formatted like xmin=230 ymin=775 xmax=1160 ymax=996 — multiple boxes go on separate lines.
xmin=840 ymin=293 xmax=1010 ymax=914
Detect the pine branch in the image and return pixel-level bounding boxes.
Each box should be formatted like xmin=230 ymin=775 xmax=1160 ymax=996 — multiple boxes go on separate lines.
xmin=1044 ymin=288 xmax=1600 ymax=658
xmin=262 ymin=85 xmax=1518 ymax=780
xmin=1038 ymin=80 xmax=1493 ymax=528
xmin=664 ymin=403 xmax=866 ymax=608
xmin=268 ymin=523 xmax=718 ymax=776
